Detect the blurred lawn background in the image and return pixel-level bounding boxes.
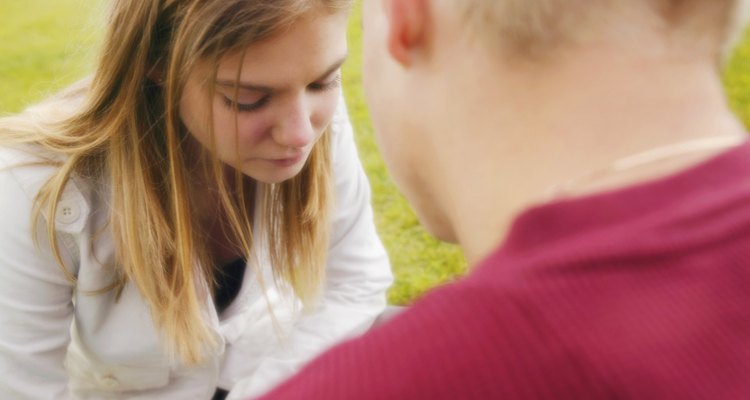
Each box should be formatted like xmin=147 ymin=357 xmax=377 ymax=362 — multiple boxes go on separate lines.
xmin=4 ymin=1 xmax=750 ymax=305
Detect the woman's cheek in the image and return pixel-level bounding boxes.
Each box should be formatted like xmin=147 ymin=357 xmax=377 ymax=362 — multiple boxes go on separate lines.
xmin=211 ymin=106 xmax=268 ymax=147
xmin=314 ymin=90 xmax=341 ymax=131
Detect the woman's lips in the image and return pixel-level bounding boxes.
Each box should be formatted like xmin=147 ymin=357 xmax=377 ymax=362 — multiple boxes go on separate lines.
xmin=264 ymin=153 xmax=304 ymax=167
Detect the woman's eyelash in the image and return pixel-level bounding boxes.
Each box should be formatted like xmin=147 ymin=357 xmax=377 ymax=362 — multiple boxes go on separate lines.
xmin=309 ymin=75 xmax=342 ymax=91
xmin=222 ymin=95 xmax=270 ymax=113
xmin=221 ymin=75 xmax=340 ymax=112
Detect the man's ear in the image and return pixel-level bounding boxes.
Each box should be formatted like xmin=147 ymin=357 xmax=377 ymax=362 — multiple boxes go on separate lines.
xmin=385 ymin=0 xmax=430 ymax=66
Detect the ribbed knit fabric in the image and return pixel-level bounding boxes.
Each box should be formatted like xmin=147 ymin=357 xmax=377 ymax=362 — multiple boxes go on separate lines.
xmin=258 ymin=142 xmax=750 ymax=400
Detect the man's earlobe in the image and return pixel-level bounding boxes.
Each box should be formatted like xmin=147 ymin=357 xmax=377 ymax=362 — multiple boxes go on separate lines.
xmin=385 ymin=0 xmax=429 ymax=66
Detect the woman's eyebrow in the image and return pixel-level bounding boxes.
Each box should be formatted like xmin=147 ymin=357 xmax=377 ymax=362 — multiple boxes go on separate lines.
xmin=315 ymin=55 xmax=348 ymax=81
xmin=214 ymin=80 xmax=272 ymax=93
xmin=215 ymin=55 xmax=348 ymax=92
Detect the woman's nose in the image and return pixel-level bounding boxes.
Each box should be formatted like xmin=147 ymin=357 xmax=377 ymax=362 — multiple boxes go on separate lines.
xmin=272 ymin=97 xmax=315 ymax=149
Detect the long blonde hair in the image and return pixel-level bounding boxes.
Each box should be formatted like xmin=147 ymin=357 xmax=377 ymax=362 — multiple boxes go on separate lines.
xmin=0 ymin=0 xmax=351 ymax=365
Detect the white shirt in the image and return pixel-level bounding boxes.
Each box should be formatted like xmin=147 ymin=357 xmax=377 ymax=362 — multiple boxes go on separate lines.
xmin=0 ymin=97 xmax=393 ymax=399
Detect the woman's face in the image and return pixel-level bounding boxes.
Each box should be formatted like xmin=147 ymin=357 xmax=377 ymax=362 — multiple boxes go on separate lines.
xmin=180 ymin=10 xmax=349 ymax=184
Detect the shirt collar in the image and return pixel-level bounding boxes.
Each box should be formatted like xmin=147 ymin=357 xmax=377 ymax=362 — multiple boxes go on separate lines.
xmin=486 ymin=140 xmax=750 ymax=268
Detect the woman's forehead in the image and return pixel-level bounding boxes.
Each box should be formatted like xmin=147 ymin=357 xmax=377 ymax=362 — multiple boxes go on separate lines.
xmin=213 ymin=11 xmax=349 ymax=89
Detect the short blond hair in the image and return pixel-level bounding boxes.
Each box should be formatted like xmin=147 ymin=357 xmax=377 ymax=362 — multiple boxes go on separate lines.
xmin=459 ymin=0 xmax=750 ymax=60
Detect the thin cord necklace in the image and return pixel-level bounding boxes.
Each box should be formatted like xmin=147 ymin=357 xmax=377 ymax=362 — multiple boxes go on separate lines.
xmin=546 ymin=135 xmax=747 ymax=199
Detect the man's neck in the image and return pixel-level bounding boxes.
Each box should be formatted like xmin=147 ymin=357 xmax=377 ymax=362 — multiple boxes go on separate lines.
xmin=434 ymin=47 xmax=746 ymax=265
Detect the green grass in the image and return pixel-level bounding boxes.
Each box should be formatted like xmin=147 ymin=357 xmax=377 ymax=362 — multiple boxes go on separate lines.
xmin=0 ymin=0 xmax=105 ymax=113
xmin=5 ymin=2 xmax=750 ymax=305
xmin=726 ymin=31 xmax=750 ymax=123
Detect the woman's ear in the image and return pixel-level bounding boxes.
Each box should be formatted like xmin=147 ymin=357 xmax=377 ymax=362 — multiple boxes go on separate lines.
xmin=385 ymin=0 xmax=430 ymax=66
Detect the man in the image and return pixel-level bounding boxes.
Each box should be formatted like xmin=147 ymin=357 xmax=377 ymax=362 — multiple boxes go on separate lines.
xmin=258 ymin=0 xmax=750 ymax=398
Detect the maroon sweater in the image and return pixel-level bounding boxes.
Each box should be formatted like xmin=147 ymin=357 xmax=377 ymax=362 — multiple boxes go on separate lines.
xmin=259 ymin=143 xmax=750 ymax=399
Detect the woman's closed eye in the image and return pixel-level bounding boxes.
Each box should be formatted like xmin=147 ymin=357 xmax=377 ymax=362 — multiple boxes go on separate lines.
xmin=308 ymin=73 xmax=341 ymax=92
xmin=221 ymin=94 xmax=271 ymax=113
xmin=220 ymin=73 xmax=341 ymax=113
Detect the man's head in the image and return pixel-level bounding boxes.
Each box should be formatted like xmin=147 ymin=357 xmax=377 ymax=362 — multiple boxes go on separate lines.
xmin=362 ymin=0 xmax=750 ymax=249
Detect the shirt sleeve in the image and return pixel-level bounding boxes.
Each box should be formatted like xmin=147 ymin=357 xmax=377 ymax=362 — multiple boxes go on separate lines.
xmin=0 ymin=149 xmax=76 ymax=399
xmin=227 ymin=94 xmax=394 ymax=399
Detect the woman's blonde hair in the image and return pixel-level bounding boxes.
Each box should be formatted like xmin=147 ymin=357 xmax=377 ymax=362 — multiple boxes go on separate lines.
xmin=458 ymin=0 xmax=750 ymax=60
xmin=0 ymin=0 xmax=351 ymax=365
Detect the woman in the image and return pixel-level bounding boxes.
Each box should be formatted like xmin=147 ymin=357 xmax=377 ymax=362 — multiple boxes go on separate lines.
xmin=0 ymin=0 xmax=392 ymax=399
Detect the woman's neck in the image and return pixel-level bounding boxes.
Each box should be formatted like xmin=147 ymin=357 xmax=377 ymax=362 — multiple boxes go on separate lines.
xmin=184 ymin=145 xmax=256 ymax=265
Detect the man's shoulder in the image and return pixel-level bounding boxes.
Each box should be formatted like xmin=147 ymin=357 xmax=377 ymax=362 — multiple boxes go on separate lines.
xmin=383 ymin=267 xmax=553 ymax=353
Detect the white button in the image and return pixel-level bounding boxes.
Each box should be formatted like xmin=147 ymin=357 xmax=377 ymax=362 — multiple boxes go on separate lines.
xmin=56 ymin=201 xmax=81 ymax=224
xmin=99 ymin=374 xmax=119 ymax=389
